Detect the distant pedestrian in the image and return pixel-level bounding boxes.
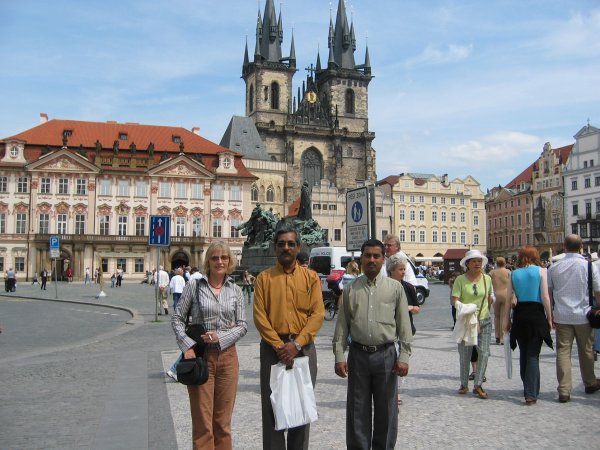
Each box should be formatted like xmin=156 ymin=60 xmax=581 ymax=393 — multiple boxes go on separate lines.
xmin=547 ymin=234 xmax=600 ymax=403
xmin=241 ymin=270 xmax=255 ymax=304
xmin=84 ymin=267 xmax=91 ymax=285
xmin=116 ymin=268 xmax=123 ymax=287
xmin=6 ymin=268 xmax=16 ymax=292
xmin=189 ymin=267 xmax=202 ymax=281
xmin=505 ymin=246 xmax=553 ymax=405
xmin=451 ymin=249 xmax=493 ymax=399
xmin=157 ymin=266 xmax=170 ymax=315
xmin=333 ymin=239 xmax=412 ymax=449
xmin=490 ymin=257 xmax=511 ymax=345
xmin=169 ymin=267 xmax=186 ymax=311
xmin=95 ymin=268 xmax=100 ymax=284
xmin=41 ymin=268 xmax=48 ymax=290
xmin=32 ymin=272 xmax=40 ymax=285
xmin=110 ymin=273 xmax=116 ymax=288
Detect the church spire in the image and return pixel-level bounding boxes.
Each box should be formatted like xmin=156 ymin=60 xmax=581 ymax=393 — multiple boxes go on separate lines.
xmin=332 ymin=0 xmax=356 ymax=69
xmin=259 ymin=0 xmax=282 ymax=62
xmin=289 ymin=31 xmax=296 ymax=69
xmin=242 ymin=37 xmax=249 ymax=76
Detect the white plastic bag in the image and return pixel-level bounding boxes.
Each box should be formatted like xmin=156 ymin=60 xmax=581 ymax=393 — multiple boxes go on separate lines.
xmin=504 ymin=331 xmax=512 ymax=379
xmin=269 ymin=356 xmax=318 ymax=430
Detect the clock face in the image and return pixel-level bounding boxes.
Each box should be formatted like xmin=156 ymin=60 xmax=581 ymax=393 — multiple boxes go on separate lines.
xmin=223 ymin=157 xmax=231 ymax=169
xmin=9 ymin=146 xmax=19 ymax=158
xmin=306 ymin=91 xmax=317 ymax=104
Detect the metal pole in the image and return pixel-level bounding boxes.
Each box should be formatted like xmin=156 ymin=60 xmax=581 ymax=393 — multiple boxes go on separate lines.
xmin=53 ymin=257 xmax=58 ymax=299
xmin=155 ymin=247 xmax=159 ymax=321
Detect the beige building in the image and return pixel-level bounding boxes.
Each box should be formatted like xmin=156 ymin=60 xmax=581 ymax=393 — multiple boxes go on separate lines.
xmin=0 ymin=116 xmax=256 ymax=280
xmin=377 ymin=173 xmax=487 ymax=262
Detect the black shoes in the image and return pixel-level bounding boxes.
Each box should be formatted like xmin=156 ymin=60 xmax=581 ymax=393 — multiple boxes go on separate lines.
xmin=584 ymin=380 xmax=600 ymax=394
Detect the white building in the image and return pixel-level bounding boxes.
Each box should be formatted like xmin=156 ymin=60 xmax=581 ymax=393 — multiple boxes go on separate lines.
xmin=562 ymin=123 xmax=600 ymax=251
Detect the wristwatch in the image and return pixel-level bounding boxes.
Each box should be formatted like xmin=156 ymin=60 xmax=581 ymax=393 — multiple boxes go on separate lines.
xmin=293 ymin=341 xmax=302 ymax=352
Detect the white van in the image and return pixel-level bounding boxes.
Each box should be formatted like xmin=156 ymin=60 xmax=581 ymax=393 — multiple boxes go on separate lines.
xmin=309 ymin=246 xmax=359 ymax=275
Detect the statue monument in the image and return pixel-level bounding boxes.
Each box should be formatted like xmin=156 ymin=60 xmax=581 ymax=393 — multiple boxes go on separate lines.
xmin=237 ymin=189 xmax=326 ymax=271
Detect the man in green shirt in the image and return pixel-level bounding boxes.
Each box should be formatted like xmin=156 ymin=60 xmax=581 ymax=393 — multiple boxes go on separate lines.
xmin=332 ymin=239 xmax=412 ymax=449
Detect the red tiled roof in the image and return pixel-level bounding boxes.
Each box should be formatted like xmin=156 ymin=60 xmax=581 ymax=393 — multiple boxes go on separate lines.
xmin=505 ymin=163 xmax=534 ymax=188
xmin=3 ymin=119 xmax=236 ymax=156
xmin=1 ymin=119 xmax=256 ymax=179
xmin=376 ymin=175 xmax=400 ymax=186
xmin=554 ymin=144 xmax=573 ymax=163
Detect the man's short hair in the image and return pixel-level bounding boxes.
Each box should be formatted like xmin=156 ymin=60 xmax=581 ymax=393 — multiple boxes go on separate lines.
xmin=296 ymin=252 xmax=309 ymax=264
xmin=384 ymin=234 xmax=400 ymax=248
xmin=564 ymin=234 xmax=583 ymax=253
xmin=361 ymin=239 xmax=385 ymax=254
xmin=273 ymin=220 xmax=300 ymax=245
xmin=495 ymin=257 xmax=506 ymax=267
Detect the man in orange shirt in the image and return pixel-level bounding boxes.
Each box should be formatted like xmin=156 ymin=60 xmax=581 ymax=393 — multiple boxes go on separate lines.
xmin=253 ymin=222 xmax=325 ymax=450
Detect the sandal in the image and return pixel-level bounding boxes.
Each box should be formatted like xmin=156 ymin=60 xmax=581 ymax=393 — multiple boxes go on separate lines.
xmin=458 ymin=385 xmax=469 ymax=395
xmin=473 ymin=385 xmax=488 ymax=399
xmin=468 ymin=372 xmax=475 ymax=381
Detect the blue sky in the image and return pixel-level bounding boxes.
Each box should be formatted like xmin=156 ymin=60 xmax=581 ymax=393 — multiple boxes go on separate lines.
xmin=1 ymin=0 xmax=599 ymax=191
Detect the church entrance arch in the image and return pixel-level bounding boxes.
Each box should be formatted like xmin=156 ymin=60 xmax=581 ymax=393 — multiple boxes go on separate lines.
xmin=301 ymin=148 xmax=323 ymax=188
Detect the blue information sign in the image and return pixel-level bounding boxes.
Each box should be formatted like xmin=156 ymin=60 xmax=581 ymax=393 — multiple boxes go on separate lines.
xmin=50 ymin=236 xmax=60 ymax=250
xmin=148 ymin=215 xmax=171 ymax=246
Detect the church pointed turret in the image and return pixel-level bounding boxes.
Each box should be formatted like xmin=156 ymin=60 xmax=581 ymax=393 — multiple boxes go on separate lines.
xmin=242 ymin=37 xmax=249 ymax=76
xmin=289 ymin=32 xmax=296 ymax=69
xmin=259 ymin=0 xmax=282 ymax=62
xmin=364 ymin=45 xmax=371 ymax=75
xmin=316 ymin=50 xmax=322 ymax=72
xmin=332 ymin=0 xmax=356 ymax=69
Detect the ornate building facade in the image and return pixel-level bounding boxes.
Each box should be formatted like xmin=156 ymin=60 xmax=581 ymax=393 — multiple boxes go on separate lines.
xmin=377 ymin=173 xmax=487 ymax=262
xmin=240 ymin=0 xmax=376 ymax=205
xmin=0 ymin=116 xmax=256 ymax=280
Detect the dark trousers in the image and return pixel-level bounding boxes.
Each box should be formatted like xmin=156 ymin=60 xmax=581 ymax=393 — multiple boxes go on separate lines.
xmin=41 ymin=278 xmax=47 ymax=290
xmin=347 ymin=344 xmax=398 ymax=450
xmin=516 ymin=335 xmax=543 ymax=399
xmin=259 ymin=341 xmax=317 ymax=450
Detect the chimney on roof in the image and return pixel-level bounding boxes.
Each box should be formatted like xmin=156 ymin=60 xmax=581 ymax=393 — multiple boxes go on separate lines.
xmin=192 ymin=127 xmax=200 ymax=135
xmin=40 ymin=113 xmax=48 ymax=124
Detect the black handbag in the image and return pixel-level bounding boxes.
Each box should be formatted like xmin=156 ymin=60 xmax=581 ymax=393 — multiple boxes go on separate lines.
xmin=177 ymin=280 xmax=209 ymax=385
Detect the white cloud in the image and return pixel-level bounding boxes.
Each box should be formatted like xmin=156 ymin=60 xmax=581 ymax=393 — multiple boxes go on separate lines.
xmin=446 ymin=132 xmax=541 ymax=164
xmin=405 ymin=43 xmax=473 ymax=68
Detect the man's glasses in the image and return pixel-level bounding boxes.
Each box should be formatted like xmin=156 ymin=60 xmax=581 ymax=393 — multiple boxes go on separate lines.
xmin=210 ymin=255 xmax=230 ymax=262
xmin=472 ymin=284 xmax=478 ymax=296
xmin=276 ymin=240 xmax=297 ymax=248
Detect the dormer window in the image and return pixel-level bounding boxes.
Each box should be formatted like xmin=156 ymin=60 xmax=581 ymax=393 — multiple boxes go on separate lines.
xmin=63 ymin=130 xmax=72 ymax=138
xmin=119 ymin=132 xmax=128 ymax=140
xmin=222 ymin=157 xmax=232 ymax=169
xmin=172 ymin=135 xmax=181 ymax=143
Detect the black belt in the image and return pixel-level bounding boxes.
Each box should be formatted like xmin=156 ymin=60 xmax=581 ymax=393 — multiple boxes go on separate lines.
xmin=351 ymin=341 xmax=394 ymax=353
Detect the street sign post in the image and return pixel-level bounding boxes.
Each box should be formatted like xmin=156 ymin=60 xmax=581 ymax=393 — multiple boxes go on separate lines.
xmin=49 ymin=236 xmax=60 ymax=298
xmin=148 ymin=215 xmax=171 ymax=321
xmin=346 ymin=187 xmax=371 ymax=252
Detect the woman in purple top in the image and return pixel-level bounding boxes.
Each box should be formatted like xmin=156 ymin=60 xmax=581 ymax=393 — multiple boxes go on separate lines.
xmin=505 ymin=246 xmax=553 ymax=405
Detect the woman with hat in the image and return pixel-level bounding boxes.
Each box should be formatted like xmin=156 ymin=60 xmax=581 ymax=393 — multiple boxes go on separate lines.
xmin=504 ymin=246 xmax=553 ymax=405
xmin=451 ymin=249 xmax=493 ymax=399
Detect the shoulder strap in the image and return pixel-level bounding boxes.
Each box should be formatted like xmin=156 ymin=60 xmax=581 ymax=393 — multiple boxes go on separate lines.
xmin=588 ymin=260 xmax=594 ymax=307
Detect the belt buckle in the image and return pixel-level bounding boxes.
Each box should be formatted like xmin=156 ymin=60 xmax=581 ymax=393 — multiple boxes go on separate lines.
xmin=364 ymin=345 xmax=378 ymax=353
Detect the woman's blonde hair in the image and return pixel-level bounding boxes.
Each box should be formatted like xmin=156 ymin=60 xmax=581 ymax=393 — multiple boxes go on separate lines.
xmin=203 ymin=241 xmax=236 ymax=275
xmin=346 ymin=261 xmax=360 ymax=276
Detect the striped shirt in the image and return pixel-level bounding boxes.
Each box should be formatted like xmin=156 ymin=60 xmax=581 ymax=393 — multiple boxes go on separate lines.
xmin=171 ymin=276 xmax=247 ymax=352
xmin=548 ymin=253 xmax=600 ymax=325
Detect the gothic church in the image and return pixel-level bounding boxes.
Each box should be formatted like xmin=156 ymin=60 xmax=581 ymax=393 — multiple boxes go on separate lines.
xmin=235 ymin=0 xmax=376 ymax=206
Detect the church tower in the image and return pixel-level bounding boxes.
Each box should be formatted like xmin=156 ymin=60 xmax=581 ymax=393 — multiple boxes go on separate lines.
xmin=241 ymin=0 xmax=375 ymax=205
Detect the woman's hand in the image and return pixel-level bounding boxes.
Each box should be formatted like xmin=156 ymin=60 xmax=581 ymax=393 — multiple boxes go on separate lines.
xmin=201 ymin=331 xmax=219 ymax=344
xmin=184 ymin=348 xmax=196 ymax=359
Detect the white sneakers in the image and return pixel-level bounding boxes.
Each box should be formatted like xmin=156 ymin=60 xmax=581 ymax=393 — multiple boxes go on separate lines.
xmin=166 ymin=370 xmax=177 ymax=381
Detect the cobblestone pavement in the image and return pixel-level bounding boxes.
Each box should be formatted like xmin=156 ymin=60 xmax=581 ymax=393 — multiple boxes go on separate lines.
xmin=0 ymin=281 xmax=598 ymax=449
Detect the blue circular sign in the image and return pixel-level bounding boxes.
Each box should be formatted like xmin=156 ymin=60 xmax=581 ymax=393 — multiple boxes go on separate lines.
xmin=351 ymin=201 xmax=363 ymax=223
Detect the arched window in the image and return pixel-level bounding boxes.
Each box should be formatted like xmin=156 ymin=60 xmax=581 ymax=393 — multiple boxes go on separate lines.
xmin=301 ymin=148 xmax=323 ymax=188
xmin=345 ymin=89 xmax=355 ymax=114
xmin=266 ymin=185 xmax=274 ymax=202
xmin=271 ymin=82 xmax=280 ymax=109
xmin=249 ymin=84 xmax=254 ymax=112
xmin=251 ymin=185 xmax=258 ymax=202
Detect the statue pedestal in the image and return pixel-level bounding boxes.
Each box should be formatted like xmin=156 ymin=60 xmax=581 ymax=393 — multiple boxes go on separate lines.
xmin=240 ymin=244 xmax=277 ymax=274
